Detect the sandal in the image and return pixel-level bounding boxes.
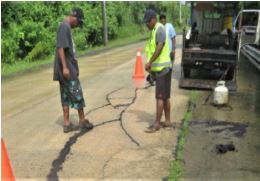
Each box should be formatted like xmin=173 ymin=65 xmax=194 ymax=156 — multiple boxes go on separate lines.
xmin=63 ymin=123 xmax=78 ymax=133
xmin=145 ymin=125 xmax=160 ymax=133
xmin=79 ymin=119 xmax=94 ymax=130
xmin=162 ymin=122 xmax=172 ymax=128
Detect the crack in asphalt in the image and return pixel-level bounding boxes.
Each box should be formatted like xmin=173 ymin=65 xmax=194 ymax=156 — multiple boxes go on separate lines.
xmin=47 ymin=128 xmax=90 ymax=180
xmin=85 ymin=103 xmax=110 ymax=115
xmin=105 ymin=88 xmax=123 ymax=108
xmin=47 ymin=85 xmax=152 ymax=180
xmin=101 ymin=148 xmax=125 ymax=179
xmin=100 ymin=85 xmax=153 ymax=179
xmin=118 ymin=89 xmax=140 ymax=146
xmin=94 ymin=119 xmax=119 ymax=128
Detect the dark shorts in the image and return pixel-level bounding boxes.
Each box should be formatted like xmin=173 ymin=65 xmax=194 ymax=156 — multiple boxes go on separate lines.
xmin=153 ymin=68 xmax=172 ymax=100
xmin=59 ymin=79 xmax=85 ymax=110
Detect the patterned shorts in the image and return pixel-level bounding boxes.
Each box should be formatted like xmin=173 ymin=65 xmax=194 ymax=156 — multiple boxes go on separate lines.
xmin=59 ymin=79 xmax=85 ymax=110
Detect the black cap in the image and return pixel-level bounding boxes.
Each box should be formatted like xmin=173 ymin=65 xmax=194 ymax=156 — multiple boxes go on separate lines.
xmin=71 ymin=8 xmax=84 ymax=27
xmin=159 ymin=13 xmax=166 ymax=20
xmin=143 ymin=9 xmax=156 ymax=24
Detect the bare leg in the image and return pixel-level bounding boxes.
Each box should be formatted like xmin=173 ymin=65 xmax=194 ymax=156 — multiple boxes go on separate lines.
xmin=164 ymin=99 xmax=171 ymax=125
xmin=78 ymin=108 xmax=85 ymax=123
xmin=78 ymin=108 xmax=93 ymax=129
xmin=155 ymin=99 xmax=164 ymax=128
xmin=63 ymin=106 xmax=70 ymax=126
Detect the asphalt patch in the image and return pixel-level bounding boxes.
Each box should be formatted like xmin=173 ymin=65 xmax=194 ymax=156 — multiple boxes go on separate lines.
xmin=190 ymin=119 xmax=248 ymax=138
xmin=47 ymin=129 xmax=92 ymax=180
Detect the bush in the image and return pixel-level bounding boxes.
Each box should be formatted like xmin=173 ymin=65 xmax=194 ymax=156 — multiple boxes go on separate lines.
xmin=1 ymin=23 xmax=21 ymax=64
xmin=25 ymin=41 xmax=50 ymax=62
xmin=1 ymin=1 xmax=190 ymax=66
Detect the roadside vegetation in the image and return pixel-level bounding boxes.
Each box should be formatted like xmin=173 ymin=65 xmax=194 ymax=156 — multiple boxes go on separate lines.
xmin=1 ymin=1 xmax=190 ymax=76
xmin=169 ymin=90 xmax=197 ymax=181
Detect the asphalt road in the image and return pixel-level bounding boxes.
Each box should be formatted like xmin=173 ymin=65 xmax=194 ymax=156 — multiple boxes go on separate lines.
xmin=2 ymin=36 xmax=191 ymax=180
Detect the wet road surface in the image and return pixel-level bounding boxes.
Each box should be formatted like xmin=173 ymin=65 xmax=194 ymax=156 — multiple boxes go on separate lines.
xmin=2 ymin=36 xmax=192 ymax=180
xmin=183 ymin=53 xmax=260 ymax=181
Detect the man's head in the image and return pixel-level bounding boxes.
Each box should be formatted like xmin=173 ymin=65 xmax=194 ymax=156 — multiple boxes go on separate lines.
xmin=144 ymin=9 xmax=157 ymax=30
xmin=159 ymin=14 xmax=166 ymax=25
xmin=69 ymin=8 xmax=84 ymax=28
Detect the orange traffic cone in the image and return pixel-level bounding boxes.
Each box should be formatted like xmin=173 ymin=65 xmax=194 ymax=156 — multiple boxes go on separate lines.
xmin=1 ymin=138 xmax=15 ymax=181
xmin=132 ymin=48 xmax=145 ymax=79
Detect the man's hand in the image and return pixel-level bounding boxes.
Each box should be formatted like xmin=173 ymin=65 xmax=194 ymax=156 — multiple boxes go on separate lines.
xmin=171 ymin=50 xmax=175 ymax=57
xmin=145 ymin=62 xmax=152 ymax=72
xmin=171 ymin=50 xmax=175 ymax=62
xmin=63 ymin=67 xmax=70 ymax=79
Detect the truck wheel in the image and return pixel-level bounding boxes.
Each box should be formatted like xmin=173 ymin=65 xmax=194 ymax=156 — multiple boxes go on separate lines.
xmin=183 ymin=68 xmax=191 ymax=78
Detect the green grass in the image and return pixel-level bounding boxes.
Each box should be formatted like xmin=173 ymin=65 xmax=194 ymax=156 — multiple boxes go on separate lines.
xmin=168 ymin=90 xmax=197 ymax=181
xmin=1 ymin=32 xmax=149 ymax=77
xmin=174 ymin=26 xmax=184 ymax=34
xmin=1 ymin=55 xmax=54 ymax=77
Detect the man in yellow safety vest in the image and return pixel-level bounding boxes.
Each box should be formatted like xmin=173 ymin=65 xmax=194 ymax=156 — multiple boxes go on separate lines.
xmin=144 ymin=9 xmax=173 ymax=133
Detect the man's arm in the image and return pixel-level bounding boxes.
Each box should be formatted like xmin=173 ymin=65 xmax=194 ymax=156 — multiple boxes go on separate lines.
xmin=145 ymin=43 xmax=164 ymax=71
xmin=145 ymin=26 xmax=166 ymax=71
xmin=149 ymin=42 xmax=164 ymax=63
xmin=58 ymin=48 xmax=70 ymax=79
xmin=172 ymin=36 xmax=176 ymax=52
xmin=57 ymin=23 xmax=71 ymax=79
xmin=171 ymin=24 xmax=176 ymax=60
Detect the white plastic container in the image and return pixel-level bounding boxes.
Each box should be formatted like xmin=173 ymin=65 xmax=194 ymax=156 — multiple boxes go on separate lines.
xmin=213 ymin=81 xmax=229 ymax=105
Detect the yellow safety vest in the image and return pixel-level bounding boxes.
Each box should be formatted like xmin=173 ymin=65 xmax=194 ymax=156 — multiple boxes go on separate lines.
xmin=145 ymin=22 xmax=172 ymax=72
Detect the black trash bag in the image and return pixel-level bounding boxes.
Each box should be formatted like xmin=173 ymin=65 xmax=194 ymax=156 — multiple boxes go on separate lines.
xmin=216 ymin=143 xmax=236 ymax=154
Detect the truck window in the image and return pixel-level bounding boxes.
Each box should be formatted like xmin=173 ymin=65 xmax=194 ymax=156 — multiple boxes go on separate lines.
xmin=242 ymin=12 xmax=258 ymax=26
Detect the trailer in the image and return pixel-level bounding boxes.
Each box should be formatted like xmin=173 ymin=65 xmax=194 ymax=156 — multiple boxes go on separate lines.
xmin=179 ymin=2 xmax=239 ymax=91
